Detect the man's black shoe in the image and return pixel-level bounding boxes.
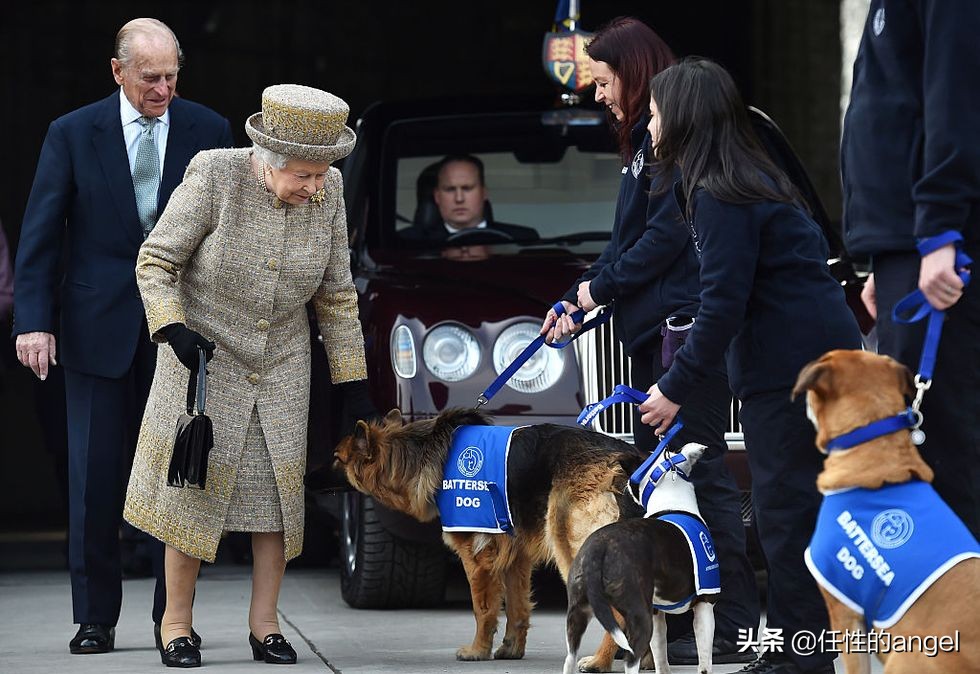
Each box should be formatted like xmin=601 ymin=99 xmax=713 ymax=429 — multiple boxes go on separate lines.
xmin=736 ymin=652 xmax=835 ymax=673
xmin=667 ymin=632 xmax=758 ymax=665
xmin=304 ymin=463 xmax=355 ymax=493
xmin=69 ymin=624 xmax=115 ymax=654
xmin=155 ymin=622 xmax=202 ymax=650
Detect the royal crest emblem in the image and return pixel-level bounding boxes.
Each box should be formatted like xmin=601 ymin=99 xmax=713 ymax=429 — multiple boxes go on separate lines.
xmin=542 ymin=30 xmax=594 ymax=93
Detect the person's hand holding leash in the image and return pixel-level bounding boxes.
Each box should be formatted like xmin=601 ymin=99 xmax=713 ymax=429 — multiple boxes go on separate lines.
xmin=638 ymin=383 xmax=681 ymax=435
xmin=919 ymin=243 xmax=966 ymax=310
xmin=540 ymin=300 xmax=581 ymax=344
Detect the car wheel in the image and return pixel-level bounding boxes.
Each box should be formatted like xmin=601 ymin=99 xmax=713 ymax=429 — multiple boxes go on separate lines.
xmin=339 ymin=492 xmax=448 ymax=608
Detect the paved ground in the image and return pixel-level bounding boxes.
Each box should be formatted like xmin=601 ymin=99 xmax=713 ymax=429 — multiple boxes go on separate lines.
xmin=0 ymin=558 xmax=886 ymax=674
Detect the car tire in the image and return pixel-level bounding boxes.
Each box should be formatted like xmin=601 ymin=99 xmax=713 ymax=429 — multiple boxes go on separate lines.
xmin=339 ymin=492 xmax=448 ymax=608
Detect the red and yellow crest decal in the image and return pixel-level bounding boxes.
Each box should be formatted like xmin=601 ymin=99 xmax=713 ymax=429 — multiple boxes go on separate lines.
xmin=542 ymin=30 xmax=594 ymax=93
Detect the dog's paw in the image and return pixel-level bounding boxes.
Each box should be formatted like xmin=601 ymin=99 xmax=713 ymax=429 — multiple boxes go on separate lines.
xmin=456 ymin=645 xmax=492 ymax=661
xmin=576 ymin=655 xmax=613 ymax=672
xmin=493 ymin=639 xmax=525 ymax=660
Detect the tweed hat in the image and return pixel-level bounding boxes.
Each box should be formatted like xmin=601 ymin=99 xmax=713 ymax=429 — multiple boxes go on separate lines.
xmin=245 ymin=84 xmax=356 ymax=163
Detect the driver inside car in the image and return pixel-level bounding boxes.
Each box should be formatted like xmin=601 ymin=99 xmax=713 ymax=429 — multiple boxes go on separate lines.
xmin=402 ymin=154 xmax=538 ymax=244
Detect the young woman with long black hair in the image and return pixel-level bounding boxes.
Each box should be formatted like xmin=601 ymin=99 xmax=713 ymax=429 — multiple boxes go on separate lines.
xmin=639 ymin=57 xmax=861 ymax=674
xmin=541 ymin=18 xmax=759 ymax=670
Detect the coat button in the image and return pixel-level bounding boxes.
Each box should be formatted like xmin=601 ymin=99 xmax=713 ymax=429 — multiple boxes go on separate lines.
xmin=267 ymin=258 xmax=279 ymax=271
xmin=247 ymin=373 xmax=261 ymax=385
xmin=256 ymin=319 xmax=270 ymax=331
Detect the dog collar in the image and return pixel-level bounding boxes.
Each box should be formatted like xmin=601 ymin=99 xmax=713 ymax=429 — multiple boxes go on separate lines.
xmin=824 ymin=408 xmax=923 ymax=452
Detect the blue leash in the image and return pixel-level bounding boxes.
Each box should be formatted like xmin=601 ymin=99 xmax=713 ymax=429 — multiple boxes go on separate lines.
xmin=826 ymin=232 xmax=972 ymax=452
xmin=476 ymin=302 xmax=611 ymax=408
xmin=576 ymin=384 xmax=686 ymax=505
xmin=892 ymin=231 xmax=972 ymax=417
xmin=576 ymin=383 xmax=650 ymax=426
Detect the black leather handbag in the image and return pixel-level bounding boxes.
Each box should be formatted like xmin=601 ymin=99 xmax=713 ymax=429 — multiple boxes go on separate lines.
xmin=168 ymin=348 xmax=213 ymax=489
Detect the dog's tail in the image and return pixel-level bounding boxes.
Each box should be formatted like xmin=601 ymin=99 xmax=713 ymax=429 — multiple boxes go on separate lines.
xmin=584 ymin=550 xmax=633 ymax=656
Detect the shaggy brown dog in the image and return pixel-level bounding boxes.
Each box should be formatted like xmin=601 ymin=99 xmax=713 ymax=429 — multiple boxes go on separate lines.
xmin=793 ymin=350 xmax=980 ymax=674
xmin=334 ymin=407 xmax=648 ymax=666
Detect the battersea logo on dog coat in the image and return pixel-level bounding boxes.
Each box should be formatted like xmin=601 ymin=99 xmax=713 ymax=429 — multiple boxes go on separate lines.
xmin=654 ymin=513 xmax=721 ymax=613
xmin=436 ymin=426 xmax=523 ymax=534
xmin=805 ymin=481 xmax=980 ymax=629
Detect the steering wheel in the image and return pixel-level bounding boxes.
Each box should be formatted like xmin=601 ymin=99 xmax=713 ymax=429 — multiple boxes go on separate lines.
xmin=445 ymin=227 xmax=515 ymax=245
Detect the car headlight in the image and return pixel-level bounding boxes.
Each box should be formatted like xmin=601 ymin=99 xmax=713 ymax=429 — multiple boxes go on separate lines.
xmin=423 ymin=324 xmax=481 ymax=381
xmin=391 ymin=325 xmax=417 ymax=378
xmin=493 ymin=322 xmax=564 ymax=393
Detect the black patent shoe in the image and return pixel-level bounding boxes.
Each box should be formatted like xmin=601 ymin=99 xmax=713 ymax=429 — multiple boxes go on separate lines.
xmin=69 ymin=623 xmax=115 ymax=654
xmin=250 ymin=632 xmax=297 ymax=664
xmin=161 ymin=636 xmax=201 ymax=668
xmin=155 ymin=623 xmax=202 ymax=651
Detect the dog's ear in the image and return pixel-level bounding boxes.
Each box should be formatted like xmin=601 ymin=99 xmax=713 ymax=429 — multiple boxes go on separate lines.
xmin=679 ymin=442 xmax=706 ymax=466
xmin=792 ymin=356 xmax=833 ymax=401
xmin=383 ymin=408 xmax=403 ymax=426
xmin=353 ymin=419 xmax=374 ymax=461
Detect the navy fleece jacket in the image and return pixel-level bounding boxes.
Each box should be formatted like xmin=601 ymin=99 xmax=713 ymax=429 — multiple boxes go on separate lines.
xmin=658 ymin=189 xmax=862 ymax=404
xmin=563 ymin=119 xmax=700 ymax=355
xmin=842 ymin=0 xmax=980 ymax=256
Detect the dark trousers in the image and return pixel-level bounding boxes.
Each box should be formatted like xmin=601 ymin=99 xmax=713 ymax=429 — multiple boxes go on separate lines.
xmin=873 ymin=248 xmax=980 ymax=537
xmin=64 ymin=324 xmax=165 ymax=625
xmin=740 ymin=391 xmax=834 ymax=670
xmin=632 ymin=351 xmax=761 ymax=643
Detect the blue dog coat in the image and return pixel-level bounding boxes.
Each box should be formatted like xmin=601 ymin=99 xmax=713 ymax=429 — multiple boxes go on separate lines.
xmin=805 ymin=481 xmax=980 ymax=628
xmin=436 ymin=425 xmax=524 ymax=534
xmin=653 ymin=513 xmax=721 ymax=613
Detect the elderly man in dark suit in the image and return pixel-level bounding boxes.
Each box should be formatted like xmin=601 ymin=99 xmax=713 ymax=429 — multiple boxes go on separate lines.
xmin=12 ymin=17 xmax=232 ymax=655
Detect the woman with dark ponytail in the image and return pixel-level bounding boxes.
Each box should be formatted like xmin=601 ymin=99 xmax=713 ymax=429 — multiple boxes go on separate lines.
xmin=541 ymin=18 xmax=759 ymax=671
xmin=640 ymin=57 xmax=861 ymax=674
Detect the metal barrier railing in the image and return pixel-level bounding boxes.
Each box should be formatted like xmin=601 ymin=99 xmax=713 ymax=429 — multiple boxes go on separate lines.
xmin=573 ymin=308 xmax=745 ymax=449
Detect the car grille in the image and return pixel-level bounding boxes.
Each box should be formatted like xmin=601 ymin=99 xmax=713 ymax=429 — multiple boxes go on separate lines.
xmin=572 ymin=310 xmax=745 ymax=449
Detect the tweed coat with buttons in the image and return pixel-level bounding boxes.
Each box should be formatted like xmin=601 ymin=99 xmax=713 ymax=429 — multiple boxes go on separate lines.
xmin=124 ymin=148 xmax=367 ymax=562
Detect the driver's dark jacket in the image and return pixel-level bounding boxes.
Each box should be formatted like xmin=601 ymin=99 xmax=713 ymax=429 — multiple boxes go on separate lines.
xmin=563 ymin=118 xmax=700 ymax=356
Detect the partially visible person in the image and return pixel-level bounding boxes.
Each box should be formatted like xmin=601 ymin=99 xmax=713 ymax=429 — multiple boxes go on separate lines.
xmin=11 ymin=18 xmax=232 ymax=655
xmin=124 ymin=84 xmax=375 ymax=668
xmin=0 ymin=222 xmax=11 ymax=324
xmin=540 ymin=17 xmax=759 ymax=670
xmin=404 ymin=154 xmax=538 ymax=243
xmin=638 ymin=57 xmax=863 ymax=674
xmin=0 ymin=221 xmax=13 ymax=382
xmin=842 ymin=0 xmax=979 ymax=537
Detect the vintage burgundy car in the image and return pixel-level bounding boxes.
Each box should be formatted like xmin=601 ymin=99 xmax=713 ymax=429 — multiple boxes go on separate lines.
xmin=309 ymin=97 xmax=869 ymax=609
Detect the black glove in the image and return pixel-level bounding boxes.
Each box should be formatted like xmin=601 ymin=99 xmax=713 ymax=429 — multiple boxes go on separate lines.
xmin=338 ymin=378 xmax=379 ymax=436
xmin=160 ymin=323 xmax=216 ymax=372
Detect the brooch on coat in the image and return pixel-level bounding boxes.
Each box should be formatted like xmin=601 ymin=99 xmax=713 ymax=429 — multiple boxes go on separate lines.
xmin=272 ymin=188 xmax=326 ymax=209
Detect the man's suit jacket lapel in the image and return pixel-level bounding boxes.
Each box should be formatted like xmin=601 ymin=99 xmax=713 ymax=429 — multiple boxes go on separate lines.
xmin=91 ymin=93 xmax=144 ymax=247
xmin=160 ymin=98 xmax=199 ymax=210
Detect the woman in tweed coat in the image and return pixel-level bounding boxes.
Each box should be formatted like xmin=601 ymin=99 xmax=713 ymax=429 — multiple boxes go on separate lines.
xmin=124 ymin=85 xmax=371 ymax=667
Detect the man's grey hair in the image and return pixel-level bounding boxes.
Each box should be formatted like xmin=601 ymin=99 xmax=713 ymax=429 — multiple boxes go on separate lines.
xmin=252 ymin=144 xmax=290 ymax=170
xmin=114 ymin=18 xmax=185 ymax=68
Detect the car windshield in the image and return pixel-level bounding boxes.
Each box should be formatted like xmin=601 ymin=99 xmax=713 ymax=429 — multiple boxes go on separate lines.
xmin=379 ymin=111 xmax=620 ymax=252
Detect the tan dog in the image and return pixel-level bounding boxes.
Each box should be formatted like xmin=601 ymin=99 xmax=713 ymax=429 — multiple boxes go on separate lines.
xmin=793 ymin=349 xmax=980 ymax=674
xmin=334 ymin=407 xmax=648 ymax=668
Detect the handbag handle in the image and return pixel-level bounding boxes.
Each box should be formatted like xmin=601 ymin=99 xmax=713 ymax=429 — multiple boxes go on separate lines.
xmin=184 ymin=347 xmax=208 ymax=416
